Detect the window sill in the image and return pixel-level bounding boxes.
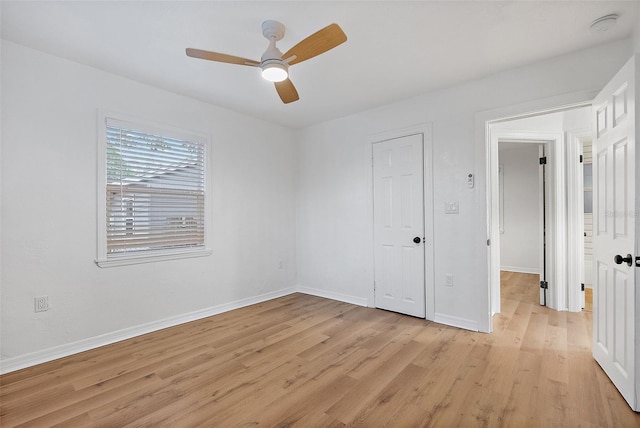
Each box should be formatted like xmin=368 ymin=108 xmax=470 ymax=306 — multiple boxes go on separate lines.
xmin=95 ymin=248 xmax=212 ymax=268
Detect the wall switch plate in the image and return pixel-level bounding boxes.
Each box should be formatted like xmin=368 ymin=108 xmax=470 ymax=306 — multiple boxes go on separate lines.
xmin=34 ymin=295 xmax=49 ymax=312
xmin=445 ymin=201 xmax=459 ymax=214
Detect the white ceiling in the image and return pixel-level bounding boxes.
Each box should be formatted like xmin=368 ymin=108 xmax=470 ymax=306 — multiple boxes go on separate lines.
xmin=2 ymin=1 xmax=638 ymax=129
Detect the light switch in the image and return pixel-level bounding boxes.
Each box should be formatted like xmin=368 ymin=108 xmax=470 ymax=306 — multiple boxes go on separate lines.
xmin=445 ymin=201 xmax=459 ymax=214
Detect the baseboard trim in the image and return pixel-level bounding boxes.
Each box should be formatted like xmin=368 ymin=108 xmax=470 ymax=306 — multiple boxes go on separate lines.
xmin=1 ymin=287 xmax=479 ymax=374
xmin=500 ymin=266 xmax=540 ymax=275
xmin=297 ymin=286 xmax=368 ymax=307
xmin=434 ymin=313 xmax=479 ymax=332
xmin=0 ymin=287 xmax=296 ymax=375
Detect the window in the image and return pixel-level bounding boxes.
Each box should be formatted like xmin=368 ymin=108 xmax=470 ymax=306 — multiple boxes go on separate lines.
xmin=97 ymin=114 xmax=211 ymax=267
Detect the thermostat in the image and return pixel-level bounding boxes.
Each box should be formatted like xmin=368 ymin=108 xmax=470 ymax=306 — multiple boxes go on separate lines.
xmin=467 ymin=173 xmax=474 ymax=189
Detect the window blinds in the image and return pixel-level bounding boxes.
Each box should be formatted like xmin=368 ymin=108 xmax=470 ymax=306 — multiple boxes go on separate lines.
xmin=106 ymin=119 xmax=206 ymax=256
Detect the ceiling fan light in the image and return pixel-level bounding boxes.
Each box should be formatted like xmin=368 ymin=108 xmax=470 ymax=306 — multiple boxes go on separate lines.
xmin=261 ymin=60 xmax=288 ymax=82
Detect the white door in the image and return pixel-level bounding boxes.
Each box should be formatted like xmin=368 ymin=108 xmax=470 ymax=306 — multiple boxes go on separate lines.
xmin=592 ymin=54 xmax=638 ymax=411
xmin=373 ymin=133 xmax=425 ymax=317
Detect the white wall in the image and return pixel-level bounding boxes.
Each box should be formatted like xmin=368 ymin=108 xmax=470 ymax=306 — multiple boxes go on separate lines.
xmin=634 ymin=8 xmax=640 ymax=53
xmin=1 ymin=35 xmax=635 ymax=370
xmin=296 ymin=39 xmax=632 ymax=330
xmin=0 ymin=41 xmax=297 ymax=369
xmin=498 ymin=144 xmax=540 ymax=274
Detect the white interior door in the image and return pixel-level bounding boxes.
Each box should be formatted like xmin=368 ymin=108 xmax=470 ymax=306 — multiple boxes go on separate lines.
xmin=373 ymin=134 xmax=425 ymax=318
xmin=592 ymin=54 xmax=638 ymax=411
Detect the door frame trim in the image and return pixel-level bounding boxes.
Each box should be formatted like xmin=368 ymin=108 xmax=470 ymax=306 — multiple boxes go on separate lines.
xmin=367 ymin=123 xmax=435 ymax=321
xmin=475 ymin=90 xmax=598 ymax=333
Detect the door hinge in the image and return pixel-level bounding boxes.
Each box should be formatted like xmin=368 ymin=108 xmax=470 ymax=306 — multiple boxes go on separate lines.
xmin=581 ymin=283 xmax=585 ymax=291
xmin=579 ymin=155 xmax=583 ymax=163
xmin=539 ymin=157 xmax=547 ymax=165
xmin=487 ymin=239 xmax=490 ymax=246
xmin=540 ymin=280 xmax=548 ymax=289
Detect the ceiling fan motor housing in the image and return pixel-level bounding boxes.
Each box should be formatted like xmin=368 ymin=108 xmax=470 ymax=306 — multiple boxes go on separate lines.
xmin=261 ymin=45 xmax=285 ymax=63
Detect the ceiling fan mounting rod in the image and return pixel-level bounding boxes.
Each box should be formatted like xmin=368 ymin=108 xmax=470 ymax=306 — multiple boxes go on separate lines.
xmin=261 ymin=20 xmax=286 ymax=64
xmin=263 ymin=38 xmax=282 ymax=59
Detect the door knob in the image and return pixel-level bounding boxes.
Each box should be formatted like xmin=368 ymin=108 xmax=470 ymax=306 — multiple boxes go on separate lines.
xmin=614 ymin=254 xmax=633 ymax=266
xmin=413 ymin=237 xmax=421 ymax=244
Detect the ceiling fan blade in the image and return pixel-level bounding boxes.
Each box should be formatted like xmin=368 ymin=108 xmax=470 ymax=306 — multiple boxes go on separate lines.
xmin=274 ymin=78 xmax=300 ymax=104
xmin=186 ymin=48 xmax=260 ymax=67
xmin=283 ymin=23 xmax=347 ymax=66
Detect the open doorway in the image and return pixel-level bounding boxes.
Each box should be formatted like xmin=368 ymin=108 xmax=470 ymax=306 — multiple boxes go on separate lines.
xmin=487 ymin=106 xmax=591 ymax=316
xmin=498 ymin=141 xmax=547 ymax=307
xmin=479 ymin=55 xmax=639 ymax=408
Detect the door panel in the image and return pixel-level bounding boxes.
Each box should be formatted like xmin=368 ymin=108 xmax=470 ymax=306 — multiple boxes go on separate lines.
xmin=592 ymin=54 xmax=637 ymax=411
xmin=373 ymin=133 xmax=425 ymax=317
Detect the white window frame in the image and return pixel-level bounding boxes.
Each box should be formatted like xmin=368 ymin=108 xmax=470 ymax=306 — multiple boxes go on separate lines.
xmin=96 ymin=111 xmax=212 ymax=267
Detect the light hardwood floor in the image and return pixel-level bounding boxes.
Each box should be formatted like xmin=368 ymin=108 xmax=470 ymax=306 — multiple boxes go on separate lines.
xmin=2 ymin=272 xmax=639 ymax=427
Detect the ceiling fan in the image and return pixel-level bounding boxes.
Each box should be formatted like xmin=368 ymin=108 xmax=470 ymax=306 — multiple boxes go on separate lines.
xmin=186 ymin=20 xmax=347 ymax=104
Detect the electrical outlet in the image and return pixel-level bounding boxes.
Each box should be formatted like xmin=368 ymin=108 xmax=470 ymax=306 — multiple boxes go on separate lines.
xmin=34 ymin=295 xmax=49 ymax=312
xmin=445 ymin=201 xmax=459 ymax=214
xmin=445 ymin=274 xmax=454 ymax=287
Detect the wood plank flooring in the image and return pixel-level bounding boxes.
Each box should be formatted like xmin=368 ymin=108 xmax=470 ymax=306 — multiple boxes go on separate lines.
xmin=2 ymin=272 xmax=639 ymax=427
